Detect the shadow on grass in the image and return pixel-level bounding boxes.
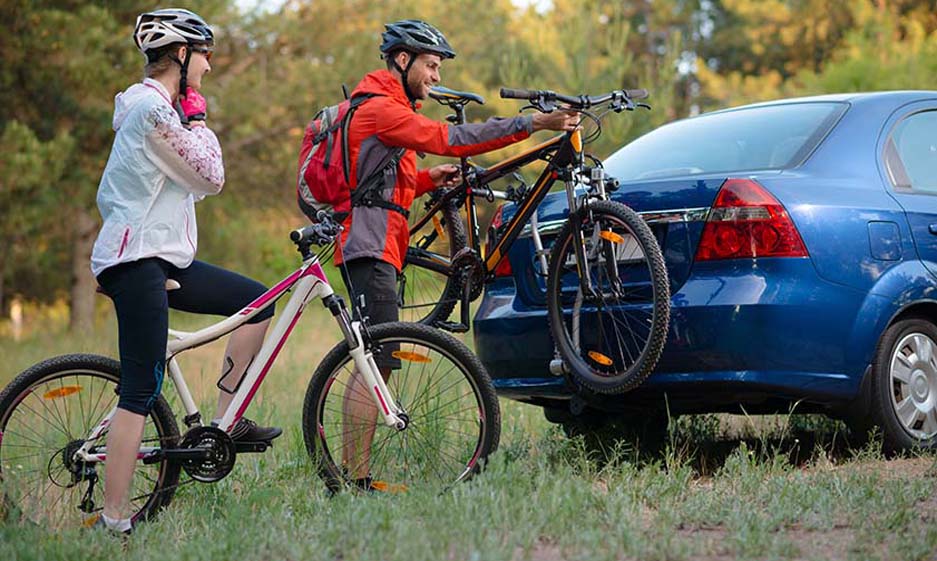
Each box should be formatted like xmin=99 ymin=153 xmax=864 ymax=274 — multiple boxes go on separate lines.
xmin=548 ymin=413 xmax=886 ymax=477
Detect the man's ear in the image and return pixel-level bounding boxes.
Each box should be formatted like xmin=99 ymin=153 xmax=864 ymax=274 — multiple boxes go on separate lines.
xmin=395 ymin=51 xmax=411 ymax=68
xmin=176 ymin=45 xmax=188 ymax=60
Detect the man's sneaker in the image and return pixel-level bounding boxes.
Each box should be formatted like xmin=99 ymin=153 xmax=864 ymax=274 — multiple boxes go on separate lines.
xmin=85 ymin=514 xmax=132 ymax=536
xmin=229 ymin=417 xmax=282 ymax=443
xmin=353 ymin=475 xmax=408 ymax=494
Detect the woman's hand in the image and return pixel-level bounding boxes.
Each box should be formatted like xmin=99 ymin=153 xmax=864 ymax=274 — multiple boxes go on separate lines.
xmin=179 ymin=87 xmax=207 ymax=123
xmin=428 ymin=163 xmax=462 ymax=188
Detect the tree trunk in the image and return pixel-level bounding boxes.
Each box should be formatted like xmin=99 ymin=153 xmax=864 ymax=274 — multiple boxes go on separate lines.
xmin=69 ymin=208 xmax=97 ymax=333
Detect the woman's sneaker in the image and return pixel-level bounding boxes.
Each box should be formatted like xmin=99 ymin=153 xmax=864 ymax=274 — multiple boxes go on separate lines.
xmin=229 ymin=417 xmax=282 ymax=443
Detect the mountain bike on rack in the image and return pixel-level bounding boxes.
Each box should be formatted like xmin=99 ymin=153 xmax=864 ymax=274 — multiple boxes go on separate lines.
xmin=0 ymin=213 xmax=500 ymax=530
xmin=400 ymin=85 xmax=670 ymax=395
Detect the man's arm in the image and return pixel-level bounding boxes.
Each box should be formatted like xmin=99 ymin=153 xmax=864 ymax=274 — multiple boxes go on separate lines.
xmin=371 ymin=98 xmax=578 ymax=159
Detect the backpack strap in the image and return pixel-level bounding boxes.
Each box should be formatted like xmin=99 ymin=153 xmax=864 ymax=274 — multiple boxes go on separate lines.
xmin=350 ymin=146 xmax=409 ymax=219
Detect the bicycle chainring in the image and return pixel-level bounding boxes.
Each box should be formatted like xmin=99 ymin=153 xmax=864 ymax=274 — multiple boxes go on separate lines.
xmin=178 ymin=426 xmax=237 ymax=483
xmin=450 ymin=248 xmax=486 ymax=300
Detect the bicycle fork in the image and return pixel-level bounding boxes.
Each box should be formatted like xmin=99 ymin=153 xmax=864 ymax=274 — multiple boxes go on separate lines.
xmin=327 ymin=295 xmax=409 ymax=430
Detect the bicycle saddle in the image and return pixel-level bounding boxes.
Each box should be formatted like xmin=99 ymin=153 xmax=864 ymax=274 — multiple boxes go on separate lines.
xmin=429 ymin=86 xmax=485 ymax=105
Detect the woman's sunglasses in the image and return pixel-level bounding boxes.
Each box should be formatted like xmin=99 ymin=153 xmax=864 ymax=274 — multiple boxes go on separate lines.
xmin=190 ymin=46 xmax=213 ymax=62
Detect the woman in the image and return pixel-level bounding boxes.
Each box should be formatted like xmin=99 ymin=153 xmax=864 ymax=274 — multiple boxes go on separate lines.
xmin=91 ymin=8 xmax=280 ymax=533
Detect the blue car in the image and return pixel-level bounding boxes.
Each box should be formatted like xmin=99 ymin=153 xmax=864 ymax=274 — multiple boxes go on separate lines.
xmin=473 ymin=91 xmax=937 ymax=452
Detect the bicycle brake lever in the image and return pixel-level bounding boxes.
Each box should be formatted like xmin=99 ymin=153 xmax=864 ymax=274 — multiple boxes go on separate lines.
xmin=637 ymin=103 xmax=652 ymax=110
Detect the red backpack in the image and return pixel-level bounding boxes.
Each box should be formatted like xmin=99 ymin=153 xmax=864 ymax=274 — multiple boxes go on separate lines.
xmin=296 ymin=93 xmax=405 ymax=222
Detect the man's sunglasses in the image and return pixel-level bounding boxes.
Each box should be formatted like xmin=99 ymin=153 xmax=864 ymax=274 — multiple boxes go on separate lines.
xmin=190 ymin=46 xmax=213 ymax=62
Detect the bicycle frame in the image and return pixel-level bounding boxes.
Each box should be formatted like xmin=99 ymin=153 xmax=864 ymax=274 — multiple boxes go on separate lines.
xmin=408 ymin=128 xmax=591 ymax=278
xmin=73 ymin=252 xmax=406 ymax=464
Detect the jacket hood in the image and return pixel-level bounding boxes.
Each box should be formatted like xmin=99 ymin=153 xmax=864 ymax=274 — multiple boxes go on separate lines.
xmin=351 ymin=70 xmax=420 ymax=108
xmin=113 ymin=79 xmax=171 ymax=131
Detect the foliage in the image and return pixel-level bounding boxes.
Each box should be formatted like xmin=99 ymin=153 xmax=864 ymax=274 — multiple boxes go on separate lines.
xmin=3 ymin=0 xmax=937 ymax=326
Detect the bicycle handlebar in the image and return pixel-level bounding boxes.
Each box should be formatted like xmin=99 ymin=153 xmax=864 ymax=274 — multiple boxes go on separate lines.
xmin=291 ymin=211 xmax=341 ymax=248
xmin=499 ymin=87 xmax=649 ymax=108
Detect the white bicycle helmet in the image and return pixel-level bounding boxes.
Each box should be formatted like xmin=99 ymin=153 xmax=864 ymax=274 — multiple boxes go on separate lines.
xmin=134 ymin=8 xmax=214 ymax=56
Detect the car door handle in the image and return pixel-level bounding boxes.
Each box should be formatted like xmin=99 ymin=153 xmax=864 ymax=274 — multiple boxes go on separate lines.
xmin=929 ymin=224 xmax=937 ymax=235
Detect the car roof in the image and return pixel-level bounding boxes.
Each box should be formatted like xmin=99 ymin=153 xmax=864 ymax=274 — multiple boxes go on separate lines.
xmin=706 ymin=91 xmax=937 ymax=116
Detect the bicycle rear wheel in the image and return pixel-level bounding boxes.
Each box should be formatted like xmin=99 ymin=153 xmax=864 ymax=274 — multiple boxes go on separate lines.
xmin=302 ymin=322 xmax=500 ymax=493
xmin=547 ymin=200 xmax=670 ymax=394
xmin=399 ymin=201 xmax=466 ymax=325
xmin=0 ymin=354 xmax=180 ymax=529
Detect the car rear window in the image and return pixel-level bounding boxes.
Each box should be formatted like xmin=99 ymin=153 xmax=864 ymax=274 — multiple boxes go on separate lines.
xmin=605 ymin=102 xmax=847 ymax=181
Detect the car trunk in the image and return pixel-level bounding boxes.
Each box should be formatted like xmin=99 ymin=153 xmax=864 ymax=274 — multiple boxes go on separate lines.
xmin=501 ymin=176 xmax=727 ymax=308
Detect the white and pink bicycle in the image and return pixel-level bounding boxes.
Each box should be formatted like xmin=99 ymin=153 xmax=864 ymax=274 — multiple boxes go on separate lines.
xmin=0 ymin=215 xmax=500 ymax=529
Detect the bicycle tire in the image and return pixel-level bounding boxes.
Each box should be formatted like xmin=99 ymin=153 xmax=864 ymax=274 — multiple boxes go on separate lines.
xmin=0 ymin=354 xmax=181 ymax=529
xmin=302 ymin=322 xmax=500 ymax=493
xmin=547 ymin=200 xmax=670 ymax=394
xmin=399 ymin=202 xmax=467 ymax=325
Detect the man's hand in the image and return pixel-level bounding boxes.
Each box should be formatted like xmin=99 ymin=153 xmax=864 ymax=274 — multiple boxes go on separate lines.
xmin=532 ymin=110 xmax=578 ymax=132
xmin=428 ymin=163 xmax=462 ymax=188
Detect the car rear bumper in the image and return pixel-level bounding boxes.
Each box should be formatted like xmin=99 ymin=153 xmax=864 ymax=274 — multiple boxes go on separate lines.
xmin=474 ymin=258 xmax=871 ymax=406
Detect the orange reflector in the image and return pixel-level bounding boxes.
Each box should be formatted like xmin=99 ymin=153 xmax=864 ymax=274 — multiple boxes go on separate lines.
xmin=371 ymin=480 xmax=409 ymax=494
xmin=570 ymin=129 xmax=583 ymax=153
xmin=43 ymin=386 xmax=82 ymax=400
xmin=588 ymin=351 xmax=613 ymax=366
xmin=599 ymin=231 xmax=625 ymax=244
xmin=432 ymin=216 xmax=446 ymax=239
xmin=82 ymin=514 xmax=100 ymax=528
xmin=391 ymin=351 xmax=432 ymax=363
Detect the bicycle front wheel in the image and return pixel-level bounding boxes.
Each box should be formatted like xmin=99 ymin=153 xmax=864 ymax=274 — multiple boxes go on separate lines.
xmin=547 ymin=200 xmax=670 ymax=394
xmin=0 ymin=354 xmax=181 ymax=529
xmin=302 ymin=322 xmax=500 ymax=493
xmin=399 ymin=202 xmax=466 ymax=325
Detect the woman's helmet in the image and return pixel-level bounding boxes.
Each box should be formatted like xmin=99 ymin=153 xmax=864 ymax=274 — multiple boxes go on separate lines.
xmin=134 ymin=8 xmax=214 ymax=59
xmin=380 ymin=20 xmax=455 ymax=60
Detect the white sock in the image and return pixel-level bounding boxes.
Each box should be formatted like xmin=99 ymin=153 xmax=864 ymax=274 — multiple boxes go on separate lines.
xmin=102 ymin=513 xmax=132 ymax=532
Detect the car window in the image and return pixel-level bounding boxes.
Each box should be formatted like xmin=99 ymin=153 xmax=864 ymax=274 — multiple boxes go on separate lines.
xmin=605 ymin=102 xmax=847 ymax=181
xmin=885 ymin=110 xmax=937 ymax=193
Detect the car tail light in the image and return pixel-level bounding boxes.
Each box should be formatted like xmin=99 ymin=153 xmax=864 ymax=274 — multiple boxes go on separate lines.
xmin=487 ymin=205 xmax=513 ymax=277
xmin=695 ymin=178 xmax=808 ymax=261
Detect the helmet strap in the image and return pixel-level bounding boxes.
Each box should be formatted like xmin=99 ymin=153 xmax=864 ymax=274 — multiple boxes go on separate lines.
xmin=178 ymin=46 xmax=192 ymax=98
xmin=393 ymin=52 xmax=418 ymax=109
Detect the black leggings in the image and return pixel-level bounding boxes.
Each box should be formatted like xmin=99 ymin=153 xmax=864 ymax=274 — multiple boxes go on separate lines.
xmin=97 ymin=258 xmax=274 ymax=415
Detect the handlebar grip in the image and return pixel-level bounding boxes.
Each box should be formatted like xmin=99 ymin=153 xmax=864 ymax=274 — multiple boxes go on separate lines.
xmin=500 ymin=87 xmax=534 ymax=100
xmin=290 ymin=227 xmax=307 ymax=243
xmin=624 ymin=89 xmax=649 ymax=100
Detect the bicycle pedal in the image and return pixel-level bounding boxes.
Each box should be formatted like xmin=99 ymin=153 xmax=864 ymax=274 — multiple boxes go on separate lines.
xmin=436 ymin=321 xmax=470 ymax=333
xmin=234 ymin=441 xmax=270 ymax=454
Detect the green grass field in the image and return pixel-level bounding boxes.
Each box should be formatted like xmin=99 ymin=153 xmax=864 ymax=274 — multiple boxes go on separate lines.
xmin=1 ymin=311 xmax=936 ymax=561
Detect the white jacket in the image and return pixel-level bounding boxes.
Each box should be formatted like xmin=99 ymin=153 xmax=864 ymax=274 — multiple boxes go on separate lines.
xmin=91 ymin=78 xmax=224 ymax=277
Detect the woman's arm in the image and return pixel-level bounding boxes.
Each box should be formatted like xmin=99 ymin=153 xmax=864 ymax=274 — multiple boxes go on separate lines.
xmin=144 ymin=103 xmax=225 ymax=196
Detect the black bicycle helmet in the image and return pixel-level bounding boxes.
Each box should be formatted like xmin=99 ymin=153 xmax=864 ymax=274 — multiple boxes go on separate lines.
xmin=380 ymin=20 xmax=456 ymax=60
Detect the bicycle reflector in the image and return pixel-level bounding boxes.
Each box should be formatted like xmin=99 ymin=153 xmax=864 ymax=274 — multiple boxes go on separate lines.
xmin=43 ymin=386 xmax=83 ymax=400
xmin=391 ymin=351 xmax=432 ymax=363
xmin=695 ymin=178 xmax=808 ymax=261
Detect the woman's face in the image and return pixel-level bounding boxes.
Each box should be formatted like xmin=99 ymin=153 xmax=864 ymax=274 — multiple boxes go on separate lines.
xmin=184 ymin=45 xmax=212 ymax=90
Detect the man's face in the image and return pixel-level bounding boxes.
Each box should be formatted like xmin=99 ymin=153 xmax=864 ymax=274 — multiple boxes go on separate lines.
xmin=402 ymin=53 xmax=442 ymax=100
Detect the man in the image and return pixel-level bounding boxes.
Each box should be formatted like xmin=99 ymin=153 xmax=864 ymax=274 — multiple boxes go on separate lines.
xmin=338 ymin=19 xmax=577 ymax=489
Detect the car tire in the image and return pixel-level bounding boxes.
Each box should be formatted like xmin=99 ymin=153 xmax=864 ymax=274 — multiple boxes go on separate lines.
xmin=869 ymin=317 xmax=937 ymax=455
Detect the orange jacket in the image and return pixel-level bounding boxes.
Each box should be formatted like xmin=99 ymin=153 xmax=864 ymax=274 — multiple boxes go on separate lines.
xmin=337 ymin=69 xmax=533 ymax=271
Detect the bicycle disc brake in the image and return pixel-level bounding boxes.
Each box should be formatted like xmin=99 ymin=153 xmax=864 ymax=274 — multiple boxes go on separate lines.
xmin=178 ymin=426 xmax=237 ymax=483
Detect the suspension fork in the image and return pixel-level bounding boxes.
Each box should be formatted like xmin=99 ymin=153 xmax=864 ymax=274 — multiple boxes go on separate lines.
xmin=324 ymin=295 xmax=407 ymax=429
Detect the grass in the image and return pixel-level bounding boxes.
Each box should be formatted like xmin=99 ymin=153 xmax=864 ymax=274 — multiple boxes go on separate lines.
xmin=2 ymin=312 xmax=937 ymax=560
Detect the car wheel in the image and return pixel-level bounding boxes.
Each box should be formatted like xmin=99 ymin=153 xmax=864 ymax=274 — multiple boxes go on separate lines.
xmin=870 ymin=317 xmax=937 ymax=454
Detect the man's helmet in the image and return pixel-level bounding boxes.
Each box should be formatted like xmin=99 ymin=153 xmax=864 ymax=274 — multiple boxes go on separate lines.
xmin=380 ymin=20 xmax=455 ymax=60
xmin=134 ymin=8 xmax=214 ymax=57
